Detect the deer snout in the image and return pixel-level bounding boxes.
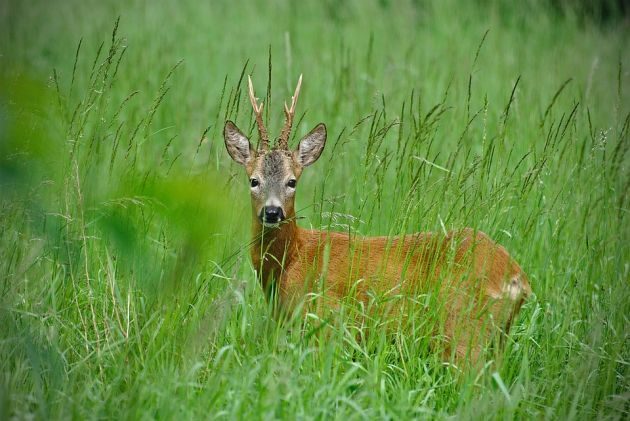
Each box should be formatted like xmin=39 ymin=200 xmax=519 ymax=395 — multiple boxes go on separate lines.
xmin=261 ymin=206 xmax=284 ymax=225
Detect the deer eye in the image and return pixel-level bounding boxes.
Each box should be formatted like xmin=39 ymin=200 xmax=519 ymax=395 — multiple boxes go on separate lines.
xmin=287 ymin=179 xmax=297 ymax=188
xmin=250 ymin=178 xmax=259 ymax=188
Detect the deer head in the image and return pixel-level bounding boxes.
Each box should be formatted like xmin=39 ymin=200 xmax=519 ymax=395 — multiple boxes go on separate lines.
xmin=224 ymin=75 xmax=327 ymax=227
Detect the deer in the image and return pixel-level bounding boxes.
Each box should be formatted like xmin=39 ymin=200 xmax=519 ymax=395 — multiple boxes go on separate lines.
xmin=223 ymin=75 xmax=532 ymax=366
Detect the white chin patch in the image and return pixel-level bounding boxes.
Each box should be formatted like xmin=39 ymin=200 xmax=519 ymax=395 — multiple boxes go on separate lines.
xmin=262 ymin=221 xmax=281 ymax=228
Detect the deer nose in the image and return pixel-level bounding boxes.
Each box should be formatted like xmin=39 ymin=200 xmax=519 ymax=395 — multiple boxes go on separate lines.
xmin=262 ymin=206 xmax=284 ymax=224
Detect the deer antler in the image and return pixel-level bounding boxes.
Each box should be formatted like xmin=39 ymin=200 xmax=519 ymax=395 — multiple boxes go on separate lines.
xmin=248 ymin=75 xmax=269 ymax=151
xmin=277 ymin=74 xmax=303 ymax=150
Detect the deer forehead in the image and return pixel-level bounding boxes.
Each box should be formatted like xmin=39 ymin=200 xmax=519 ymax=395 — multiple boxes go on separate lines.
xmin=249 ymin=150 xmax=300 ymax=182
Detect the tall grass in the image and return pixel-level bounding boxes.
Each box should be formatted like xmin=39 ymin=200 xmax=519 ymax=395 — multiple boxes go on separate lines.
xmin=1 ymin=0 xmax=628 ymax=418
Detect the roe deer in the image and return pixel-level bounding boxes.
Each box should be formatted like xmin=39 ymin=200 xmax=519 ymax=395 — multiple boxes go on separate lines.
xmin=223 ymin=75 xmax=531 ymax=365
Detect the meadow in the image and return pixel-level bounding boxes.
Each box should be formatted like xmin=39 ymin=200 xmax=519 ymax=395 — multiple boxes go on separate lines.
xmin=1 ymin=0 xmax=628 ymax=418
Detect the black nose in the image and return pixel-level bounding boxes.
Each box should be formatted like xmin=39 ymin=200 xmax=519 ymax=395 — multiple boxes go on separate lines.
xmin=262 ymin=206 xmax=284 ymax=223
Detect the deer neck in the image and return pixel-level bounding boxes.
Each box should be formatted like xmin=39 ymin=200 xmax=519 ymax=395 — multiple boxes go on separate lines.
xmin=250 ymin=212 xmax=300 ymax=294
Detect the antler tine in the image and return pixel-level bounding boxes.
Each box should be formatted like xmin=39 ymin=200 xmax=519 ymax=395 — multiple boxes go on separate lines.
xmin=278 ymin=74 xmax=303 ymax=150
xmin=248 ymin=75 xmax=269 ymax=151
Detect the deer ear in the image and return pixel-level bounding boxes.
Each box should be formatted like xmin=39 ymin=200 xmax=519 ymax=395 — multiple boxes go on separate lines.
xmin=224 ymin=121 xmax=253 ymax=165
xmin=295 ymin=123 xmax=326 ymax=167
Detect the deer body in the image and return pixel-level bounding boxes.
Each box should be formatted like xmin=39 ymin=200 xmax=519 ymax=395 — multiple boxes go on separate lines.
xmin=225 ymin=76 xmax=531 ymax=364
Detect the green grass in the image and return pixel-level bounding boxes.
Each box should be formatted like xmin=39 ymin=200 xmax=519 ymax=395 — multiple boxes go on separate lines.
xmin=1 ymin=0 xmax=628 ymax=418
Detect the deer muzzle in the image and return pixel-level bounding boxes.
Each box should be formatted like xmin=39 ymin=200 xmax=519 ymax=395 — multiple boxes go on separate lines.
xmin=261 ymin=205 xmax=285 ymax=225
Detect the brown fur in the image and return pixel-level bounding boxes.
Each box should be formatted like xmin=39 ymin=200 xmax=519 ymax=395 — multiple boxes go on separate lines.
xmin=251 ymin=213 xmax=531 ymax=364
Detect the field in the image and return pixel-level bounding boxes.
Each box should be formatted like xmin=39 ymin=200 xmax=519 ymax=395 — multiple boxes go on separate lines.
xmin=1 ymin=0 xmax=629 ymax=418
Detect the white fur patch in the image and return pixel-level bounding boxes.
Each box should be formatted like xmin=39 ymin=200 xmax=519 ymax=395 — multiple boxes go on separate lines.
xmin=502 ymin=275 xmax=524 ymax=300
